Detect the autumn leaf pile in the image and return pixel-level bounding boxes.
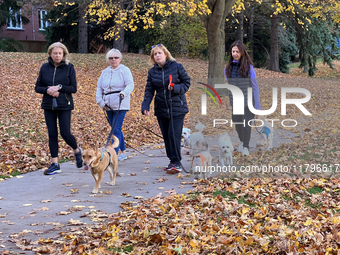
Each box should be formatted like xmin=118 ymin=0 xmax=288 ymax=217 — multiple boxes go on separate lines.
xmin=30 ymin=178 xmax=340 ymax=254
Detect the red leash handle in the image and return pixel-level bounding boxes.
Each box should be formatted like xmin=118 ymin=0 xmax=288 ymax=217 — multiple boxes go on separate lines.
xmin=169 ymin=75 xmax=174 ymax=87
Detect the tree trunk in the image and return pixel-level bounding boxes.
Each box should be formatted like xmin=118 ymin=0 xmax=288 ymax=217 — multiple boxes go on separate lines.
xmin=78 ymin=5 xmax=88 ymax=53
xmin=270 ymin=15 xmax=280 ymax=72
xmin=248 ymin=6 xmax=254 ymax=61
xmin=113 ymin=25 xmax=125 ymax=51
xmin=237 ymin=10 xmax=244 ymax=42
xmin=199 ymin=0 xmax=237 ymax=97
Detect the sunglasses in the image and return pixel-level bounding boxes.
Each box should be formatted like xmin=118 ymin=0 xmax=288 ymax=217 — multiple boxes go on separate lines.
xmin=109 ymin=57 xmax=120 ymax=60
xmin=152 ymin=44 xmax=162 ymax=49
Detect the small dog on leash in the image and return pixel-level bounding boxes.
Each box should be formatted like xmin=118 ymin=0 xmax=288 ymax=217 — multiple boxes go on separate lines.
xmin=218 ymin=133 xmax=234 ymax=166
xmin=191 ymin=141 xmax=212 ymax=179
xmin=190 ymin=122 xmax=205 ymax=154
xmin=181 ymin=127 xmax=191 ymax=148
xmin=256 ymin=116 xmax=274 ymax=151
xmin=82 ymin=136 xmax=119 ymax=194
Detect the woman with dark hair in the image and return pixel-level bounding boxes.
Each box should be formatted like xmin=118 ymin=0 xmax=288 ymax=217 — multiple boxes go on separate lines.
xmin=224 ymin=40 xmax=261 ymax=156
xmin=141 ymin=43 xmax=190 ymax=173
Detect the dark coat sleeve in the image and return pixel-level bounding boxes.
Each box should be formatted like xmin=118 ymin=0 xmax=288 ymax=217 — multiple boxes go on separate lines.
xmin=172 ymin=63 xmax=190 ymax=95
xmin=141 ymin=69 xmax=155 ymax=114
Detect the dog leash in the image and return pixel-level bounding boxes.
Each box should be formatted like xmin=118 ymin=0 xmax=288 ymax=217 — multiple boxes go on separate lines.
xmin=125 ymin=143 xmax=167 ymax=157
xmin=105 ymin=94 xmax=123 ymax=147
xmin=140 ymin=125 xmax=163 ymax=139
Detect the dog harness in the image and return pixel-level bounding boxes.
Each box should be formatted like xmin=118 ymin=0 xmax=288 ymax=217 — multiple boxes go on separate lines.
xmin=100 ymin=148 xmax=112 ymax=169
xmin=259 ymin=126 xmax=271 ymax=139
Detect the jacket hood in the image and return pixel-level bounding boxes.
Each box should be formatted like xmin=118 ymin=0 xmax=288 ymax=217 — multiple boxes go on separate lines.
xmin=153 ymin=59 xmax=172 ymax=70
xmin=48 ymin=56 xmax=66 ymax=67
xmin=106 ymin=64 xmax=126 ymax=71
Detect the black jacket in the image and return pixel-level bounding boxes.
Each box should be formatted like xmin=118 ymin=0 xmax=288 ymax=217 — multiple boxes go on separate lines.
xmin=35 ymin=57 xmax=77 ymax=110
xmin=141 ymin=60 xmax=190 ymax=118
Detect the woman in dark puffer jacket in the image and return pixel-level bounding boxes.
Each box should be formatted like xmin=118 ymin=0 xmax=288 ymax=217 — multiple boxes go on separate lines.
xmin=141 ymin=44 xmax=190 ymax=173
xmin=35 ymin=42 xmax=83 ymax=175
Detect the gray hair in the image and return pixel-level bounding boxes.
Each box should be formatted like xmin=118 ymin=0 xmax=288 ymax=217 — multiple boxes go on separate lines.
xmin=106 ymin=48 xmax=123 ymax=63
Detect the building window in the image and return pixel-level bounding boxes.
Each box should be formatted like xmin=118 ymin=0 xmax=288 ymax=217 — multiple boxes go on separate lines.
xmin=39 ymin=10 xmax=49 ymax=30
xmin=7 ymin=8 xmax=22 ymax=29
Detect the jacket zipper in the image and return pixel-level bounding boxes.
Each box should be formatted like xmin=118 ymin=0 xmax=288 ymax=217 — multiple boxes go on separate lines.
xmin=162 ymin=69 xmax=170 ymax=118
xmin=52 ymin=66 xmax=57 ymax=110
xmin=52 ymin=65 xmax=70 ymax=108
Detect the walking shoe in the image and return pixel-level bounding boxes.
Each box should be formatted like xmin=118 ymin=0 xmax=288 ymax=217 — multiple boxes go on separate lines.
xmin=74 ymin=148 xmax=83 ymax=168
xmin=118 ymin=154 xmax=128 ymax=161
xmin=242 ymin=147 xmax=249 ymax=156
xmin=166 ymin=164 xmax=182 ymax=174
xmin=238 ymin=143 xmax=243 ymax=152
xmin=44 ymin=163 xmax=61 ymax=175
xmin=164 ymin=163 xmax=176 ymax=171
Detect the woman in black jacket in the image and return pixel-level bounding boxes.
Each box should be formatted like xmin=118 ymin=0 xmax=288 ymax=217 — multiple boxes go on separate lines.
xmin=35 ymin=42 xmax=83 ymax=175
xmin=141 ymin=44 xmax=190 ymax=173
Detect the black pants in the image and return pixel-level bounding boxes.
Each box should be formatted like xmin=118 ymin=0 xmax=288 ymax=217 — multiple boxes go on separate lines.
xmin=157 ymin=115 xmax=184 ymax=165
xmin=232 ymin=107 xmax=254 ymax=149
xmin=44 ymin=109 xmax=78 ymax=158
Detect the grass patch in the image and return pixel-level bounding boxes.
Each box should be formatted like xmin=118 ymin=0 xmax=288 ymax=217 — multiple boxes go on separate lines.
xmin=0 ymin=170 xmax=22 ymax=179
xmin=307 ymin=186 xmax=323 ymax=194
xmin=213 ymin=190 xmax=255 ymax=207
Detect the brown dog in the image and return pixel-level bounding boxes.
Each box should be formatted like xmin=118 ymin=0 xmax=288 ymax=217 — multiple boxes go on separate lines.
xmin=82 ymin=136 xmax=119 ymax=193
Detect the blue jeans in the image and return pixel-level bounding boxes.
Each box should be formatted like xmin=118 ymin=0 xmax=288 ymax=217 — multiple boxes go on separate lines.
xmin=106 ymin=110 xmax=127 ymax=154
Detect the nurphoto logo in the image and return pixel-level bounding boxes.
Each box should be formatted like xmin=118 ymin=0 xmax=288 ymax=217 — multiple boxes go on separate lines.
xmin=200 ymin=83 xmax=312 ymax=128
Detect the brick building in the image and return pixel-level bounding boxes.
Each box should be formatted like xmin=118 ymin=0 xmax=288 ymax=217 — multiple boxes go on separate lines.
xmin=1 ymin=4 xmax=49 ymax=52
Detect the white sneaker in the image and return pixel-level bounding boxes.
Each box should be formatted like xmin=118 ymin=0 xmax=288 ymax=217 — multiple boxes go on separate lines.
xmin=238 ymin=143 xmax=243 ymax=152
xmin=242 ymin=147 xmax=249 ymax=156
xmin=118 ymin=154 xmax=128 ymax=161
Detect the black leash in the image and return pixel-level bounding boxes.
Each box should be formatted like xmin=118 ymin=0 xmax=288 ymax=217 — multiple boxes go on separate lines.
xmin=140 ymin=125 xmax=163 ymax=139
xmin=125 ymin=143 xmax=167 ymax=158
xmin=105 ymin=95 xmax=123 ymax=147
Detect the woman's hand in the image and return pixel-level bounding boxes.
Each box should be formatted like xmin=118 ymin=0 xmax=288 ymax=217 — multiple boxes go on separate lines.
xmin=47 ymin=86 xmax=60 ymax=97
xmin=143 ymin=110 xmax=149 ymax=116
xmin=50 ymin=91 xmax=59 ymax=98
xmin=103 ymin=105 xmax=110 ymax=111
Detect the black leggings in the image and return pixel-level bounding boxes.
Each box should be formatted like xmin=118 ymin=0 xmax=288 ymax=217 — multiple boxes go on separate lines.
xmin=44 ymin=110 xmax=78 ymax=158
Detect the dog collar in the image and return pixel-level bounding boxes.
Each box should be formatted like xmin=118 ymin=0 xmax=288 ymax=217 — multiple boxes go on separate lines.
xmin=183 ymin=134 xmax=190 ymax=142
xmin=260 ymin=126 xmax=271 ymax=139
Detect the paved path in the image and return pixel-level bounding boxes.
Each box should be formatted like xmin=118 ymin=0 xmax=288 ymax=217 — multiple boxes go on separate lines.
xmin=0 ymin=128 xmax=296 ymax=254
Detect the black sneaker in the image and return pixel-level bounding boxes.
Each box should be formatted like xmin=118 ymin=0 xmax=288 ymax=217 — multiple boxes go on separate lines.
xmin=74 ymin=148 xmax=83 ymax=168
xmin=44 ymin=163 xmax=61 ymax=175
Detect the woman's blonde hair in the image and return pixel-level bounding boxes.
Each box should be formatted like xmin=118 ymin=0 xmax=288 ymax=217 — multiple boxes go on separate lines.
xmin=47 ymin=42 xmax=70 ymax=65
xmin=150 ymin=44 xmax=175 ymax=65
xmin=106 ymin=48 xmax=123 ymax=63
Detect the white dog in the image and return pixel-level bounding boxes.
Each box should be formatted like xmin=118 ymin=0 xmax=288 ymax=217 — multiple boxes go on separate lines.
xmin=190 ymin=122 xmax=205 ymax=154
xmin=191 ymin=141 xmax=212 ymax=179
xmin=218 ymin=133 xmax=234 ymax=166
xmin=181 ymin=127 xmax=191 ymax=148
xmin=256 ymin=116 xmax=274 ymax=151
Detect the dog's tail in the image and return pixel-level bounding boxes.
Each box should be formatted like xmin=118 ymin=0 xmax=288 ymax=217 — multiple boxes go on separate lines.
xmin=108 ymin=135 xmax=120 ymax=149
xmin=195 ymin=122 xmax=205 ymax=132
xmin=192 ymin=154 xmax=206 ymax=168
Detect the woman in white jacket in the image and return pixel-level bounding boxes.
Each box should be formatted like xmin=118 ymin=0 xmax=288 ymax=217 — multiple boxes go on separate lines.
xmin=96 ymin=49 xmax=134 ymax=160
